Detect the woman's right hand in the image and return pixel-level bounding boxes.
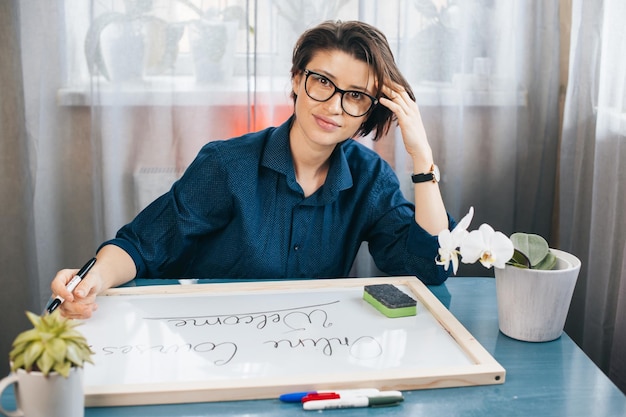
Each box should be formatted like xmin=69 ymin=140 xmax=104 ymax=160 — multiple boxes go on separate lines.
xmin=50 ymin=266 xmax=103 ymax=319
xmin=50 ymin=245 xmax=137 ymax=319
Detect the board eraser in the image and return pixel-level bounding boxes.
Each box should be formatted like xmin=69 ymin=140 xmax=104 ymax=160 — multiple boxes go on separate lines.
xmin=363 ymin=284 xmax=417 ymax=318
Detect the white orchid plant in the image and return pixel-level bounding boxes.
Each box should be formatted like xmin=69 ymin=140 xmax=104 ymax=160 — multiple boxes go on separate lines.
xmin=436 ymin=207 xmax=557 ymax=274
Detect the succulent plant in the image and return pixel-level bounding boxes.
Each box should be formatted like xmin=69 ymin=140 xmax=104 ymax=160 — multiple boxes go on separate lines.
xmin=508 ymin=233 xmax=557 ymax=270
xmin=9 ymin=311 xmax=94 ymax=377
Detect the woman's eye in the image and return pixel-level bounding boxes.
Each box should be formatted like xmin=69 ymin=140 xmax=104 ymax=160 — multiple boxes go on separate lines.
xmin=348 ymin=91 xmax=364 ymax=101
xmin=316 ymin=76 xmax=331 ymax=87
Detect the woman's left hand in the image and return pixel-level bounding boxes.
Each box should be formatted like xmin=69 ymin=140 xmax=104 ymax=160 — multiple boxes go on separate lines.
xmin=379 ymin=83 xmax=433 ymax=170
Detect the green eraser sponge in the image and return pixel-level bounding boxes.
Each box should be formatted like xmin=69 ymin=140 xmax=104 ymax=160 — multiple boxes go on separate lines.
xmin=363 ymin=284 xmax=417 ymax=318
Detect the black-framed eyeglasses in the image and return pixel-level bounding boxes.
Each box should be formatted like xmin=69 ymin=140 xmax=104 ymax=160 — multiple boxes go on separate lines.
xmin=303 ymin=69 xmax=378 ymax=117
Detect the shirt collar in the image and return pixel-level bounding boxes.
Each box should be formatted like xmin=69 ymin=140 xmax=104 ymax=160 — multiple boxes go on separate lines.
xmin=261 ymin=117 xmax=354 ymax=204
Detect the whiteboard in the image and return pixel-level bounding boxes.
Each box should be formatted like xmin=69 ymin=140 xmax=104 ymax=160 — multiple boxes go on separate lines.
xmin=79 ymin=277 xmax=505 ymax=406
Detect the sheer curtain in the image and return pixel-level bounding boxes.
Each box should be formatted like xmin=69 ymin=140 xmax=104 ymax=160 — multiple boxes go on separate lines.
xmin=0 ymin=0 xmax=40 ymax=377
xmin=2 ymin=0 xmax=622 ymax=392
xmin=560 ymin=0 xmax=626 ymax=393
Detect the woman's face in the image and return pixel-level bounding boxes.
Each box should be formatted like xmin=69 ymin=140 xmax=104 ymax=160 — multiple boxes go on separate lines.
xmin=290 ymin=49 xmax=376 ymax=151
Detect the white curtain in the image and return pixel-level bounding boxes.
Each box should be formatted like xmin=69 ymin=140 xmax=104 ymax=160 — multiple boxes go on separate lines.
xmin=560 ymin=0 xmax=626 ymax=393
xmin=0 ymin=0 xmax=40 ymax=376
xmin=1 ymin=0 xmax=623 ymax=393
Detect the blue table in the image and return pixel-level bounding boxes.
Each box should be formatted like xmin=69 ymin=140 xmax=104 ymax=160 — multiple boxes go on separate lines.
xmin=3 ymin=277 xmax=625 ymax=416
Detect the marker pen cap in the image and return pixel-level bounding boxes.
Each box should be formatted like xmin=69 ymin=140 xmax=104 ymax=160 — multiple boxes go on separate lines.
xmin=369 ymin=395 xmax=404 ymax=406
xmin=301 ymin=392 xmax=340 ymax=402
xmin=367 ymin=390 xmax=403 ymax=399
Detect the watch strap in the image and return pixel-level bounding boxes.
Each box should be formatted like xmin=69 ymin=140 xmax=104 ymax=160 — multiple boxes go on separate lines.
xmin=411 ymin=172 xmax=435 ymax=183
xmin=411 ymin=164 xmax=440 ymax=183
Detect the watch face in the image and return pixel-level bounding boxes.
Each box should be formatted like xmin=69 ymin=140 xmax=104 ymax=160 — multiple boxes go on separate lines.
xmin=433 ymin=165 xmax=440 ymax=182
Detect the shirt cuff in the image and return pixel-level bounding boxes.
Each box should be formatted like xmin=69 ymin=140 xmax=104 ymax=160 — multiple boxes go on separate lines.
xmin=407 ymin=213 xmax=457 ymax=259
xmin=97 ymin=238 xmax=145 ymax=279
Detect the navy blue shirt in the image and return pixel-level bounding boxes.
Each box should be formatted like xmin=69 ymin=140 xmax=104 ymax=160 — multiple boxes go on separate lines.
xmin=104 ymin=117 xmax=454 ymax=284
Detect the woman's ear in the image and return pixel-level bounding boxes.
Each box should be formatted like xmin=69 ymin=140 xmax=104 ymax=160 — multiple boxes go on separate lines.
xmin=291 ymin=72 xmax=303 ymax=95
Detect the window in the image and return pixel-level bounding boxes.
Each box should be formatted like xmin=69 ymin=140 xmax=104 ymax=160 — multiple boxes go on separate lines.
xmin=60 ymin=1 xmax=522 ymax=110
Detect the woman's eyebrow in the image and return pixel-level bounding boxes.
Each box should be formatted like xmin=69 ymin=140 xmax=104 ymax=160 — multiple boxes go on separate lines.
xmin=311 ymin=68 xmax=372 ymax=93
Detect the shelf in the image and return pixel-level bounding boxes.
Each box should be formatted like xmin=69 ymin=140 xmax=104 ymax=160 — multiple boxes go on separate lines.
xmin=57 ymin=76 xmax=527 ymax=108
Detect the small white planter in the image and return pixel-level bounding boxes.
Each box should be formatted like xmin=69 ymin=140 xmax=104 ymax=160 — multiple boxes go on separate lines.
xmin=98 ymin=22 xmax=146 ymax=82
xmin=0 ymin=367 xmax=84 ymax=417
xmin=189 ymin=21 xmax=238 ymax=83
xmin=494 ymin=249 xmax=581 ymax=342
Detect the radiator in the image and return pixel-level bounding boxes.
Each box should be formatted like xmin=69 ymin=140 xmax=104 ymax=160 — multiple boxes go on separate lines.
xmin=133 ymin=167 xmax=183 ymax=212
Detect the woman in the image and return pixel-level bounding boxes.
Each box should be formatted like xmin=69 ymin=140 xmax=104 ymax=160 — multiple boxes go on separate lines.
xmin=52 ymin=20 xmax=454 ymax=319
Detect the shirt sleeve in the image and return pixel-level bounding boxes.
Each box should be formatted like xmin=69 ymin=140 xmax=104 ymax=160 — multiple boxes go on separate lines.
xmin=100 ymin=142 xmax=232 ymax=278
xmin=364 ymin=164 xmax=456 ymax=285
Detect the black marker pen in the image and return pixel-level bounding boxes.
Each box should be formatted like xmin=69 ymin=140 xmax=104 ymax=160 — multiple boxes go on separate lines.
xmin=47 ymin=257 xmax=97 ymax=314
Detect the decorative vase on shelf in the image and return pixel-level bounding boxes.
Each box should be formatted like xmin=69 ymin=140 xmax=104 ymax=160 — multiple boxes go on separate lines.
xmin=189 ymin=20 xmax=238 ymax=83
xmin=494 ymin=249 xmax=581 ymax=342
xmin=98 ymin=21 xmax=146 ymax=83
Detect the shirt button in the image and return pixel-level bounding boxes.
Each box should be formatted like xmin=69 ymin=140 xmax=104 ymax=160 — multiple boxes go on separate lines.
xmin=294 ymin=244 xmax=300 ymax=251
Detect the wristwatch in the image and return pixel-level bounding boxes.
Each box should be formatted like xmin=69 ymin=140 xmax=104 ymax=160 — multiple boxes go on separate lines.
xmin=411 ymin=164 xmax=440 ymax=183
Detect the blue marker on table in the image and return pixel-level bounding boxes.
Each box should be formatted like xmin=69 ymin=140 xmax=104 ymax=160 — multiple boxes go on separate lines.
xmin=279 ymin=388 xmax=380 ymax=403
xmin=46 ymin=257 xmax=97 ymax=314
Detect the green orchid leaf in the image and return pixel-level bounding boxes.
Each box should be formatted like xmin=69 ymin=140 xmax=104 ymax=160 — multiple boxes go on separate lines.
xmin=534 ymin=251 xmax=557 ymax=270
xmin=510 ymin=233 xmax=550 ymax=267
xmin=510 ymin=249 xmax=531 ymax=268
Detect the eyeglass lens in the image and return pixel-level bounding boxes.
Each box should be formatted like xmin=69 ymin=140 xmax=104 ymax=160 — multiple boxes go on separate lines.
xmin=305 ymin=71 xmax=375 ymax=117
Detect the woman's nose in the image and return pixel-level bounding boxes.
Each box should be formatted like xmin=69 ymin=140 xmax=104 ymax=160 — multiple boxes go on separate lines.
xmin=324 ymin=91 xmax=344 ymax=114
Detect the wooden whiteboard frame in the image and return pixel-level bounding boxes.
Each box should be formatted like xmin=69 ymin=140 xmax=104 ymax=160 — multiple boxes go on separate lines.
xmin=84 ymin=276 xmax=505 ymax=407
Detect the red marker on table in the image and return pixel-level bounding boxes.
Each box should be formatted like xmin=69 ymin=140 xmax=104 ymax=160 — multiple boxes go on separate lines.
xmin=279 ymin=388 xmax=380 ymax=403
xmin=301 ymin=392 xmax=341 ymax=402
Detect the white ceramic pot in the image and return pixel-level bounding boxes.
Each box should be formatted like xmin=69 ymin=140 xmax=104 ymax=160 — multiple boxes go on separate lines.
xmin=494 ymin=249 xmax=581 ymax=342
xmin=0 ymin=367 xmax=84 ymax=417
xmin=189 ymin=21 xmax=238 ymax=83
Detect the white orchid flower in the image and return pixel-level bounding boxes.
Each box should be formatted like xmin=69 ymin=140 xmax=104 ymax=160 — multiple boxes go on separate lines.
xmin=436 ymin=207 xmax=474 ymax=274
xmin=459 ymin=223 xmax=514 ymax=269
xmin=436 ymin=229 xmax=460 ymax=273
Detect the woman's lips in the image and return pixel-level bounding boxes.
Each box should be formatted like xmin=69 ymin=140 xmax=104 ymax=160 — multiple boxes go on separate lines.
xmin=314 ymin=114 xmax=340 ymax=131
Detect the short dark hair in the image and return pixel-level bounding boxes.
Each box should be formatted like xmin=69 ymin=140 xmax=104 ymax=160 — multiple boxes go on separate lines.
xmin=290 ymin=20 xmax=415 ymax=141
